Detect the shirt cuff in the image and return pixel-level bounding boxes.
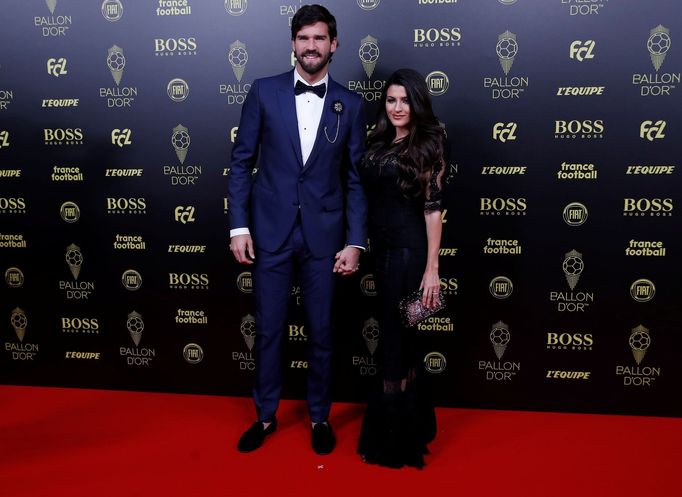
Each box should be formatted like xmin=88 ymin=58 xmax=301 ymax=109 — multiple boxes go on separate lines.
xmin=230 ymin=227 xmax=250 ymax=238
xmin=348 ymin=244 xmax=365 ymax=251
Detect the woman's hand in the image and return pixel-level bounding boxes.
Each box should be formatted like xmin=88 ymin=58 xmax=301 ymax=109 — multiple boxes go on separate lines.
xmin=420 ymin=269 xmax=441 ymax=308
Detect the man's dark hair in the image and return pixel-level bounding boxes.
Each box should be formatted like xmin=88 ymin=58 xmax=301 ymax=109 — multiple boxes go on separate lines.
xmin=291 ymin=4 xmax=337 ymax=42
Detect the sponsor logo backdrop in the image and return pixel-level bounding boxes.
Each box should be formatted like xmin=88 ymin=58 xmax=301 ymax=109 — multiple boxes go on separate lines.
xmin=1 ymin=0 xmax=680 ymax=416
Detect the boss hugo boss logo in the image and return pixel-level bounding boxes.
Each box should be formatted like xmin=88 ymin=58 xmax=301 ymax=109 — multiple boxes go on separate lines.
xmin=413 ymin=27 xmax=461 ymax=48
xmin=480 ymin=197 xmax=527 ymax=216
xmin=168 ymin=272 xmax=209 ymax=290
xmin=554 ymin=120 xmax=604 ymax=139
xmin=0 ymin=197 xmax=26 ymax=214
xmin=546 ymin=332 xmax=593 ymax=351
xmin=44 ymin=128 xmax=83 ymax=145
xmin=154 ymin=37 xmax=197 ymax=56
xmin=106 ymin=197 xmax=147 ymax=214
xmin=623 ymin=198 xmax=673 ymax=217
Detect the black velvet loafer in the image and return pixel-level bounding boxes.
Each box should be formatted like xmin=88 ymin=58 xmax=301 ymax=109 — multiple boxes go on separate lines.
xmin=311 ymin=422 xmax=336 ymax=455
xmin=237 ymin=419 xmax=277 ymax=453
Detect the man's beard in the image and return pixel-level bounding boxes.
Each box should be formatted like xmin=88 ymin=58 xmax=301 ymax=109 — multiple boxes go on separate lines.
xmin=296 ymin=50 xmax=331 ymax=75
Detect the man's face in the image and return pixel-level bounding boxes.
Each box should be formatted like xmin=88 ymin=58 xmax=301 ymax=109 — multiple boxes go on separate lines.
xmin=292 ymin=21 xmax=337 ymax=78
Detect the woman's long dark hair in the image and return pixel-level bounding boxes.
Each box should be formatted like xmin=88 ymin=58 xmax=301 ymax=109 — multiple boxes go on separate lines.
xmin=366 ymin=68 xmax=445 ymax=198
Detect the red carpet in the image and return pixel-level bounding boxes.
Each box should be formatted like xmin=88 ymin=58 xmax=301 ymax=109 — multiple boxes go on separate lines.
xmin=0 ymin=386 xmax=680 ymax=497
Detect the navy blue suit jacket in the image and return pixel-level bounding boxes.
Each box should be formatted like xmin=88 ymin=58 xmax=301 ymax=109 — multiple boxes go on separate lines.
xmin=228 ymin=70 xmax=367 ymax=257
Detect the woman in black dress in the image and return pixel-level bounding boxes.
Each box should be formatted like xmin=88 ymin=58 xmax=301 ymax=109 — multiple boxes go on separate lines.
xmin=358 ymin=68 xmax=445 ymax=469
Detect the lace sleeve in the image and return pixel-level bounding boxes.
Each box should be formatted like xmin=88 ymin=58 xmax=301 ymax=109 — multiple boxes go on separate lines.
xmin=424 ymin=159 xmax=445 ymax=212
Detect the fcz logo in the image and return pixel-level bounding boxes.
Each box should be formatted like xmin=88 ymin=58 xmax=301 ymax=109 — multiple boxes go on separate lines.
xmin=492 ymin=122 xmax=517 ymax=142
xmin=569 ymin=41 xmax=595 ymax=62
xmin=0 ymin=130 xmax=9 ymax=148
xmin=640 ymin=120 xmax=666 ymax=141
xmin=174 ymin=206 xmax=196 ymax=224
xmin=47 ymin=58 xmax=68 ymax=77
xmin=111 ymin=129 xmax=132 ymax=147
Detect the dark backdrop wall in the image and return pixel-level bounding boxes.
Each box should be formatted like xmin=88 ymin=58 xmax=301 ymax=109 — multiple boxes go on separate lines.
xmin=1 ymin=0 xmax=680 ymax=416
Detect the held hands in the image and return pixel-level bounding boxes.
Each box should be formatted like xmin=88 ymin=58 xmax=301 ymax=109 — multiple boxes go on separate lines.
xmin=420 ymin=270 xmax=441 ymax=308
xmin=230 ymin=234 xmax=255 ymax=265
xmin=333 ymin=246 xmax=361 ymax=276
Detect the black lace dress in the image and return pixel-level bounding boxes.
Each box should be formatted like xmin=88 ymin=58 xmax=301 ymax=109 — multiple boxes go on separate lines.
xmin=357 ymin=143 xmax=443 ymax=469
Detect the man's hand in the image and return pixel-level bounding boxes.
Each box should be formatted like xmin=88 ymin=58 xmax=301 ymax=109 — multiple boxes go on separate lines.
xmin=230 ymin=234 xmax=255 ymax=265
xmin=333 ymin=246 xmax=361 ymax=276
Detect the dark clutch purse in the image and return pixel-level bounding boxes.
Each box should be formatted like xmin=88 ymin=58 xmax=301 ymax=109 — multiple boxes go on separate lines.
xmin=399 ymin=289 xmax=446 ymax=328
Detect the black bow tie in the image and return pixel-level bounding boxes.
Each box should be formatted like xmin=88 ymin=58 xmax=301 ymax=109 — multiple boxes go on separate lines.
xmin=294 ymin=80 xmax=326 ymax=98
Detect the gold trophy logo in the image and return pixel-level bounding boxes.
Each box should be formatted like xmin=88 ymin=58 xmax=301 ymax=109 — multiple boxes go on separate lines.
xmin=490 ymin=321 xmax=510 ymax=360
xmin=171 ymin=124 xmax=190 ymax=164
xmin=240 ymin=314 xmax=256 ymax=351
xmin=228 ymin=41 xmax=248 ymax=82
xmin=562 ymin=249 xmax=584 ymax=290
xmin=46 ymin=0 xmax=57 ymax=14
xmin=11 ymin=308 xmax=27 ymax=343
xmin=65 ymin=243 xmax=83 ymax=280
xmin=647 ymin=25 xmax=670 ymax=72
xmin=362 ymin=318 xmax=380 ymax=355
xmin=359 ymin=35 xmax=379 ymax=79
xmin=496 ymin=30 xmax=518 ymax=75
xmin=126 ymin=311 xmax=144 ymax=346
xmin=106 ymin=45 xmax=126 ymax=86
xmin=629 ymin=325 xmax=651 ymax=365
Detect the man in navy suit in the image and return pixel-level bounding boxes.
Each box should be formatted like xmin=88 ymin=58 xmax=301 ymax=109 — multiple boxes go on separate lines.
xmin=228 ymin=4 xmax=367 ymax=455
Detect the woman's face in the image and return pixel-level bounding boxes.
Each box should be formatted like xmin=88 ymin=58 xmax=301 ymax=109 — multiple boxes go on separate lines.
xmin=385 ymin=84 xmax=411 ymax=135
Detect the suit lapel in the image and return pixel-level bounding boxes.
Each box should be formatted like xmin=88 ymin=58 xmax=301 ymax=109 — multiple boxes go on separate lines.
xmin=277 ymin=72 xmax=304 ymax=169
xmin=304 ymin=80 xmax=338 ymax=169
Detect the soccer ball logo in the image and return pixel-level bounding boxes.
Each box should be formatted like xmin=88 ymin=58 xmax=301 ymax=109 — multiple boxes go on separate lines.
xmin=127 ymin=311 xmax=144 ymax=346
xmin=65 ymin=243 xmax=83 ymax=280
xmin=359 ymin=35 xmax=379 ymax=78
xmin=172 ymin=129 xmax=190 ymax=151
xmin=563 ymin=249 xmax=583 ymax=290
xmin=562 ymin=253 xmax=584 ymax=277
xmin=10 ymin=309 xmax=27 ymax=330
xmin=362 ymin=317 xmax=380 ymax=355
xmin=629 ymin=329 xmax=651 ymax=352
xmin=10 ymin=308 xmax=27 ymax=342
xmin=489 ymin=321 xmax=510 ymax=360
xmin=496 ymin=37 xmax=518 ymax=60
xmin=240 ymin=314 xmax=256 ymax=351
xmin=107 ymin=45 xmax=125 ymax=85
xmin=172 ymin=124 xmax=190 ymax=164
xmin=490 ymin=323 xmax=510 ymax=347
xmin=647 ymin=31 xmax=671 ymax=56
xmin=629 ymin=325 xmax=651 ymax=365
xmin=228 ymin=46 xmax=248 ymax=68
xmin=107 ymin=49 xmax=125 ymax=71
xmin=359 ymin=41 xmax=379 ymax=64
xmin=228 ymin=41 xmax=248 ymax=82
